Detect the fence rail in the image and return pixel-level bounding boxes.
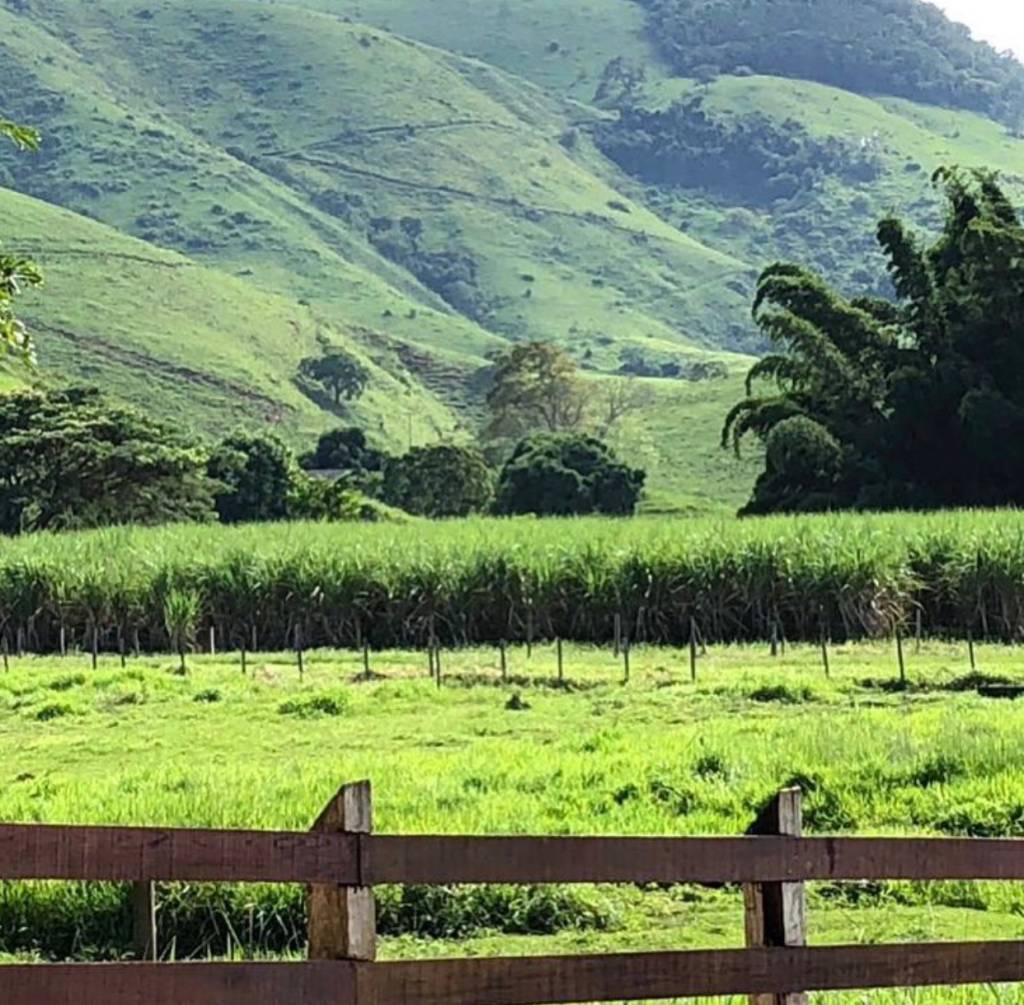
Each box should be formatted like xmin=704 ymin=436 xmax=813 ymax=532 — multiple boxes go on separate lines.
xmin=5 ymin=783 xmax=1024 ymax=1004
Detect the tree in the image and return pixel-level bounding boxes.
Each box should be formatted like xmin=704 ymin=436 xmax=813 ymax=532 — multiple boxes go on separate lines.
xmin=724 ymin=167 xmax=1024 ymax=513
xmin=298 ymin=349 xmax=370 ymax=406
xmin=207 ymin=433 xmax=293 ymax=524
xmin=484 ymin=342 xmax=589 ymax=442
xmin=381 ymin=444 xmax=493 ymax=518
xmin=0 ymin=387 xmax=216 ymax=533
xmin=300 ymin=426 xmax=386 ymax=478
xmin=493 ymin=433 xmax=645 ymax=517
xmin=1 ymin=116 xmax=41 ymax=362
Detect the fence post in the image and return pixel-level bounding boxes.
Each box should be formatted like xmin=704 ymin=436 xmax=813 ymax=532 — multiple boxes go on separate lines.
xmin=308 ymin=780 xmax=376 ymax=961
xmin=743 ymin=787 xmax=808 ymax=1005
xmin=131 ymin=880 xmax=158 ymax=961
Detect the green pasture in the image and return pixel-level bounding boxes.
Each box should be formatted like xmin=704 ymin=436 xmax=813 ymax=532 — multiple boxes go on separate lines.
xmin=4 ymin=639 xmax=1024 ymax=1005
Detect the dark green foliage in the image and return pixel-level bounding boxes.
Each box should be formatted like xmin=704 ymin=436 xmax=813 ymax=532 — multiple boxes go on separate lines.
xmin=598 ymin=97 xmax=879 ymax=207
xmin=638 ymin=0 xmax=1024 ymax=124
xmin=208 ymin=432 xmax=292 ymax=524
xmin=494 ymin=434 xmax=645 ymax=517
xmin=299 ymin=426 xmax=386 ymax=481
xmin=0 ymin=387 xmax=216 ymax=533
xmin=298 ymin=348 xmax=369 ymax=406
xmin=725 ymin=168 xmax=1024 ymax=514
xmin=382 ymin=443 xmax=493 ymax=518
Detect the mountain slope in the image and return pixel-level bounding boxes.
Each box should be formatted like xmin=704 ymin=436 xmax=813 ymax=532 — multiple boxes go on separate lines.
xmin=0 ymin=0 xmax=756 ymax=358
xmin=3 ymin=0 xmax=1022 ymax=513
xmin=2 ymin=185 xmax=460 ymax=446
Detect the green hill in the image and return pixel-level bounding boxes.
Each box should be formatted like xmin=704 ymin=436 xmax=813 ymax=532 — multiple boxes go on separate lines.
xmin=1 ymin=0 xmax=1022 ymax=513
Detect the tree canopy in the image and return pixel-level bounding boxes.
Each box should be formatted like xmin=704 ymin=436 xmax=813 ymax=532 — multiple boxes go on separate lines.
xmin=484 ymin=342 xmax=588 ymax=443
xmin=381 ymin=444 xmax=493 ymax=518
xmin=0 ymin=387 xmax=215 ymax=533
xmin=299 ymin=426 xmax=385 ymax=479
xmin=298 ymin=348 xmax=369 ymax=406
xmin=207 ymin=432 xmax=293 ymax=524
xmin=725 ymin=167 xmax=1024 ymax=513
xmin=494 ymin=433 xmax=646 ymax=517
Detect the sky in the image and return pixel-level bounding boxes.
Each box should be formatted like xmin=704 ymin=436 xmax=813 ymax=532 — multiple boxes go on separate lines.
xmin=932 ymin=1 xmax=1024 ymax=59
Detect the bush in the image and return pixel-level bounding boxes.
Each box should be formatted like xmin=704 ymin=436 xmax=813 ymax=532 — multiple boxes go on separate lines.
xmin=493 ymin=434 xmax=645 ymax=516
xmin=382 ymin=444 xmax=493 ymax=518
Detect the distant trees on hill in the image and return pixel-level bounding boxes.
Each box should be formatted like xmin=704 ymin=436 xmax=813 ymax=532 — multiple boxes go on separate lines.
xmin=598 ymin=96 xmax=879 ymax=208
xmin=298 ymin=347 xmax=369 ymax=407
xmin=725 ymin=168 xmax=1024 ymax=513
xmin=637 ymin=0 xmax=1024 ymax=125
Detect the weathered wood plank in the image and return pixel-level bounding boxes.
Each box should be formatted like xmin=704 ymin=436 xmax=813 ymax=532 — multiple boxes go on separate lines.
xmin=0 ymin=824 xmax=360 ymax=883
xmin=369 ymin=942 xmax=1024 ymax=1005
xmin=744 ymin=788 xmax=807 ymax=1005
xmin=6 ymin=825 xmax=1024 ymax=886
xmin=3 ymin=961 xmax=356 ymax=1005
xmin=367 ymin=834 xmax=1024 ymax=884
xmin=308 ymin=781 xmax=377 ymax=961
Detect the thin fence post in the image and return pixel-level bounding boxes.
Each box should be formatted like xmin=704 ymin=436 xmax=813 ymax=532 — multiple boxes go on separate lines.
xmin=689 ymin=617 xmax=698 ymax=683
xmin=308 ymin=781 xmax=376 ymax=962
xmin=118 ymin=629 xmax=127 ymax=669
xmin=209 ymin=626 xmax=217 ymax=658
xmin=968 ymin=628 xmax=977 ymax=672
xmin=770 ymin=620 xmax=779 ymax=658
xmin=896 ymin=625 xmax=906 ymax=686
xmin=240 ymin=643 xmax=247 ymax=676
xmin=743 ymin=787 xmax=808 ymax=1005
xmin=556 ymin=638 xmax=564 ymax=684
xmin=819 ymin=617 xmax=830 ymax=679
xmin=296 ymin=626 xmax=304 ymax=678
xmin=623 ymin=637 xmax=631 ymax=684
xmin=59 ymin=624 xmax=67 ymax=658
xmin=91 ymin=625 xmax=99 ymax=671
xmin=131 ymin=880 xmax=158 ymax=962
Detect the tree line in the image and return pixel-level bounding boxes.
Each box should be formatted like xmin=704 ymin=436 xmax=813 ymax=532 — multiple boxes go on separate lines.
xmin=0 ymin=340 xmax=646 ymax=534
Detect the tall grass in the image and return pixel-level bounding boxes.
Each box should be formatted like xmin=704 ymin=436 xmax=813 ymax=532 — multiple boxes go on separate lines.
xmin=3 ymin=512 xmax=1024 ymax=651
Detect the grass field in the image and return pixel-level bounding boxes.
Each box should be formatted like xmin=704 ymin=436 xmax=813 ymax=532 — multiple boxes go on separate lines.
xmin=5 ymin=639 xmax=1024 ymax=1005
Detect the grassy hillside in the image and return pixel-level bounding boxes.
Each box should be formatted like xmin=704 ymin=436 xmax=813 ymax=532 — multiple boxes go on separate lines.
xmin=3 ymin=0 xmax=1020 ymax=512
xmin=2 ymin=185 xmax=460 ymax=447
xmin=0 ymin=0 xmax=754 ymax=354
xmin=270 ymin=0 xmax=670 ymax=103
xmin=618 ymin=74 xmax=1024 ymax=295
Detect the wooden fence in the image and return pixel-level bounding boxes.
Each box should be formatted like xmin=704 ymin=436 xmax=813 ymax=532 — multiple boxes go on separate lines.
xmin=5 ymin=783 xmax=1024 ymax=1004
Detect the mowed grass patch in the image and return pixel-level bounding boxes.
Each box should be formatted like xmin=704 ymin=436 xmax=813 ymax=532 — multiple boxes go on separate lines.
xmin=4 ymin=641 xmax=1024 ymax=971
